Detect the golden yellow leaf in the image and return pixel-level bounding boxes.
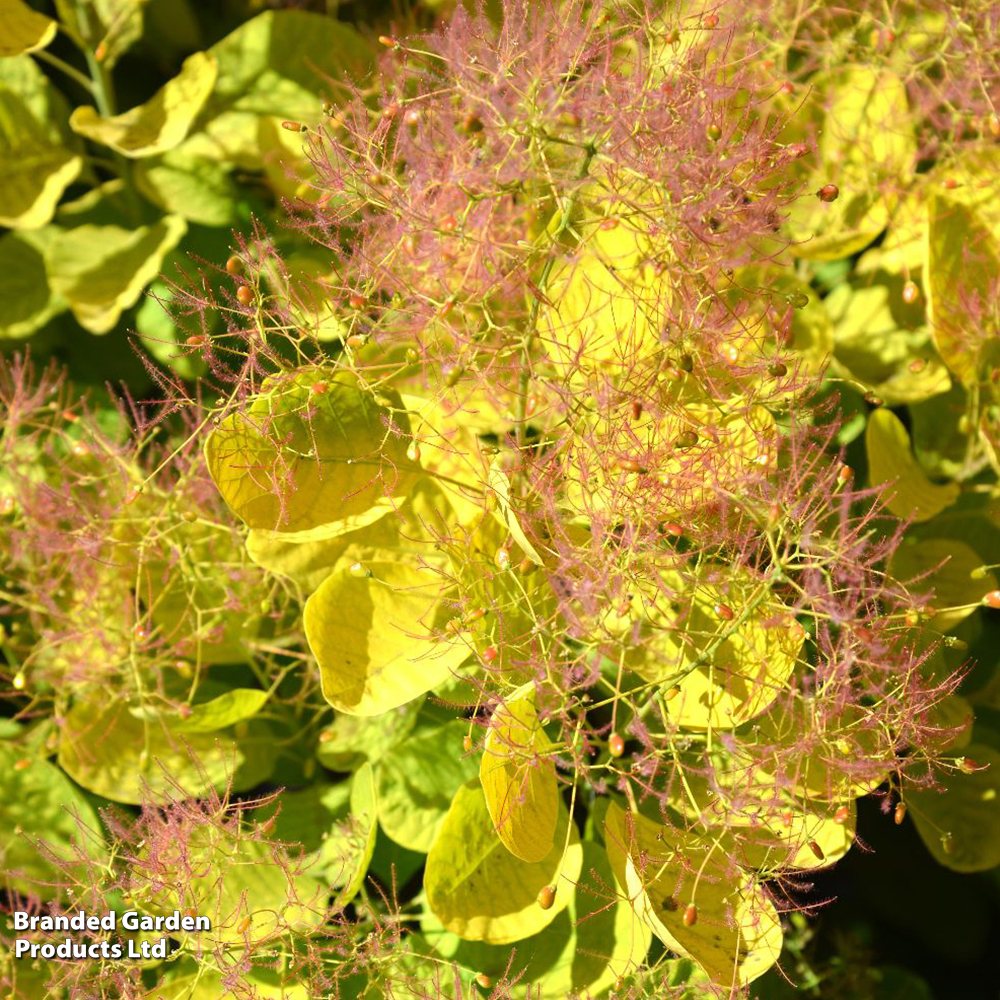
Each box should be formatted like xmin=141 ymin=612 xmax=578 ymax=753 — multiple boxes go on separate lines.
xmin=480 ymin=686 xmax=558 ymax=862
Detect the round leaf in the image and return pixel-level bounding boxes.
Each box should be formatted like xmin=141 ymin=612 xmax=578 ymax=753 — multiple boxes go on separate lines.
xmin=425 ymin=781 xmax=583 ymax=945
xmin=910 ymin=744 xmax=1000 ymax=872
xmin=378 ymin=720 xmax=479 ymax=853
xmin=604 ymin=801 xmax=782 ymax=988
xmin=866 ymin=409 xmax=959 ymax=522
xmin=305 ymin=555 xmax=470 ymax=716
xmin=205 ymin=370 xmax=415 ymax=534
xmin=480 ymin=688 xmax=558 ymax=863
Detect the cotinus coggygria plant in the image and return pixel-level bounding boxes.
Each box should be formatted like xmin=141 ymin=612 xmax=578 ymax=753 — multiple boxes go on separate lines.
xmin=4 ymin=1 xmax=1000 ymax=999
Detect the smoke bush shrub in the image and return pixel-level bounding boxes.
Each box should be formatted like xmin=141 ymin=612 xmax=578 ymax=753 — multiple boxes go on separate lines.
xmin=4 ymin=0 xmax=1000 ymax=998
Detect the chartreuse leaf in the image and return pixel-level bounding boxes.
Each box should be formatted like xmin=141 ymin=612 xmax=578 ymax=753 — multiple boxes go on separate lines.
xmin=824 ymin=280 xmax=951 ymax=406
xmin=153 ymin=961 xmax=310 ymax=1000
xmin=180 ymin=11 xmax=372 ymax=169
xmin=0 ymin=228 xmax=66 ymax=338
xmin=140 ymin=518 xmax=263 ymax=664
xmin=305 ymin=553 xmax=470 ymax=716
xmin=488 ymin=464 xmax=544 ymax=565
xmin=866 ymin=409 xmax=959 ymax=521
xmin=134 ymin=148 xmax=241 ymax=226
xmin=480 ymin=687 xmax=558 ymax=863
xmin=175 ymin=688 xmax=269 ymax=733
xmin=206 ymin=369 xmax=415 ymax=535
xmin=44 ymin=216 xmax=188 ymax=333
xmin=419 ymin=842 xmax=651 ymax=999
xmin=729 ymin=265 xmax=833 ymax=372
xmin=671 ymin=771 xmax=855 ymax=872
xmin=925 ymin=192 xmax=1000 ymax=386
xmin=0 ymin=742 xmax=105 ymax=900
xmin=377 ymin=719 xmax=479 ymax=852
xmin=541 ymin=197 xmax=666 ymax=377
xmin=604 ymin=801 xmax=782 ymax=988
xmin=856 ymin=187 xmax=926 ymax=276
xmin=446 ymin=512 xmax=559 ymax=686
xmin=0 ymin=53 xmax=77 ymax=146
xmin=0 ymin=0 xmax=56 ymax=56
xmin=425 ymin=780 xmax=583 ymax=944
xmin=733 ymin=799 xmax=855 ymax=872
xmin=891 ymin=537 xmax=996 ymax=632
xmin=57 ymin=697 xmax=243 ymax=805
xmin=0 ymin=85 xmax=83 ymax=229
xmin=400 ymin=390 xmax=494 ymax=525
xmin=317 ymin=701 xmax=423 ymax=772
xmin=784 ymin=65 xmax=915 ymax=259
xmin=134 ymin=278 xmax=207 ymax=379
xmin=247 ymin=476 xmax=457 ymax=593
xmin=621 ymin=569 xmax=803 ymax=730
xmin=752 ymin=702 xmax=891 ymax=802
xmin=909 ymin=744 xmax=1000 ymax=872
xmin=142 ymin=825 xmax=324 ymax=946
xmin=566 ymin=400 xmax=776 ymax=521
xmin=318 ymin=761 xmax=378 ymax=907
xmin=69 ymin=52 xmax=217 ymax=157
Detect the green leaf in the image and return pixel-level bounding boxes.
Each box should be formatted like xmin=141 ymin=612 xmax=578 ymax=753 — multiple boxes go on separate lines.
xmin=890 ymin=537 xmax=996 ymax=632
xmin=866 ymin=409 xmax=959 ymax=522
xmin=424 ymin=780 xmax=583 ymax=945
xmin=377 ymin=719 xmax=479 ymax=852
xmin=174 ymin=688 xmax=268 ymax=733
xmin=909 ymin=744 xmax=1000 ymax=872
xmin=0 ymin=0 xmax=56 ymax=57
xmin=69 ymin=52 xmax=217 ymax=157
xmin=480 ymin=687 xmax=558 ymax=863
xmin=0 ymin=228 xmax=65 ymax=338
xmin=206 ymin=11 xmax=371 ymax=120
xmin=251 ymin=782 xmax=350 ymax=854
xmin=604 ymin=801 xmax=782 ymax=987
xmin=317 ymin=760 xmax=378 ymax=906
xmin=152 ymin=963 xmax=310 ymax=1000
xmin=205 ymin=369 xmax=415 ymax=534
xmin=57 ymin=697 xmax=243 ymax=805
xmin=317 ymin=699 xmax=423 ymax=771
xmin=44 ymin=216 xmax=188 ymax=334
xmin=0 ymin=742 xmax=105 ymax=900
xmin=0 ymin=85 xmax=83 ymax=229
xmin=304 ymin=554 xmax=471 ymax=716
xmin=140 ymin=518 xmax=263 ymax=665
xmin=0 ymin=54 xmax=78 ymax=147
xmin=134 ymin=149 xmax=241 ymax=226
